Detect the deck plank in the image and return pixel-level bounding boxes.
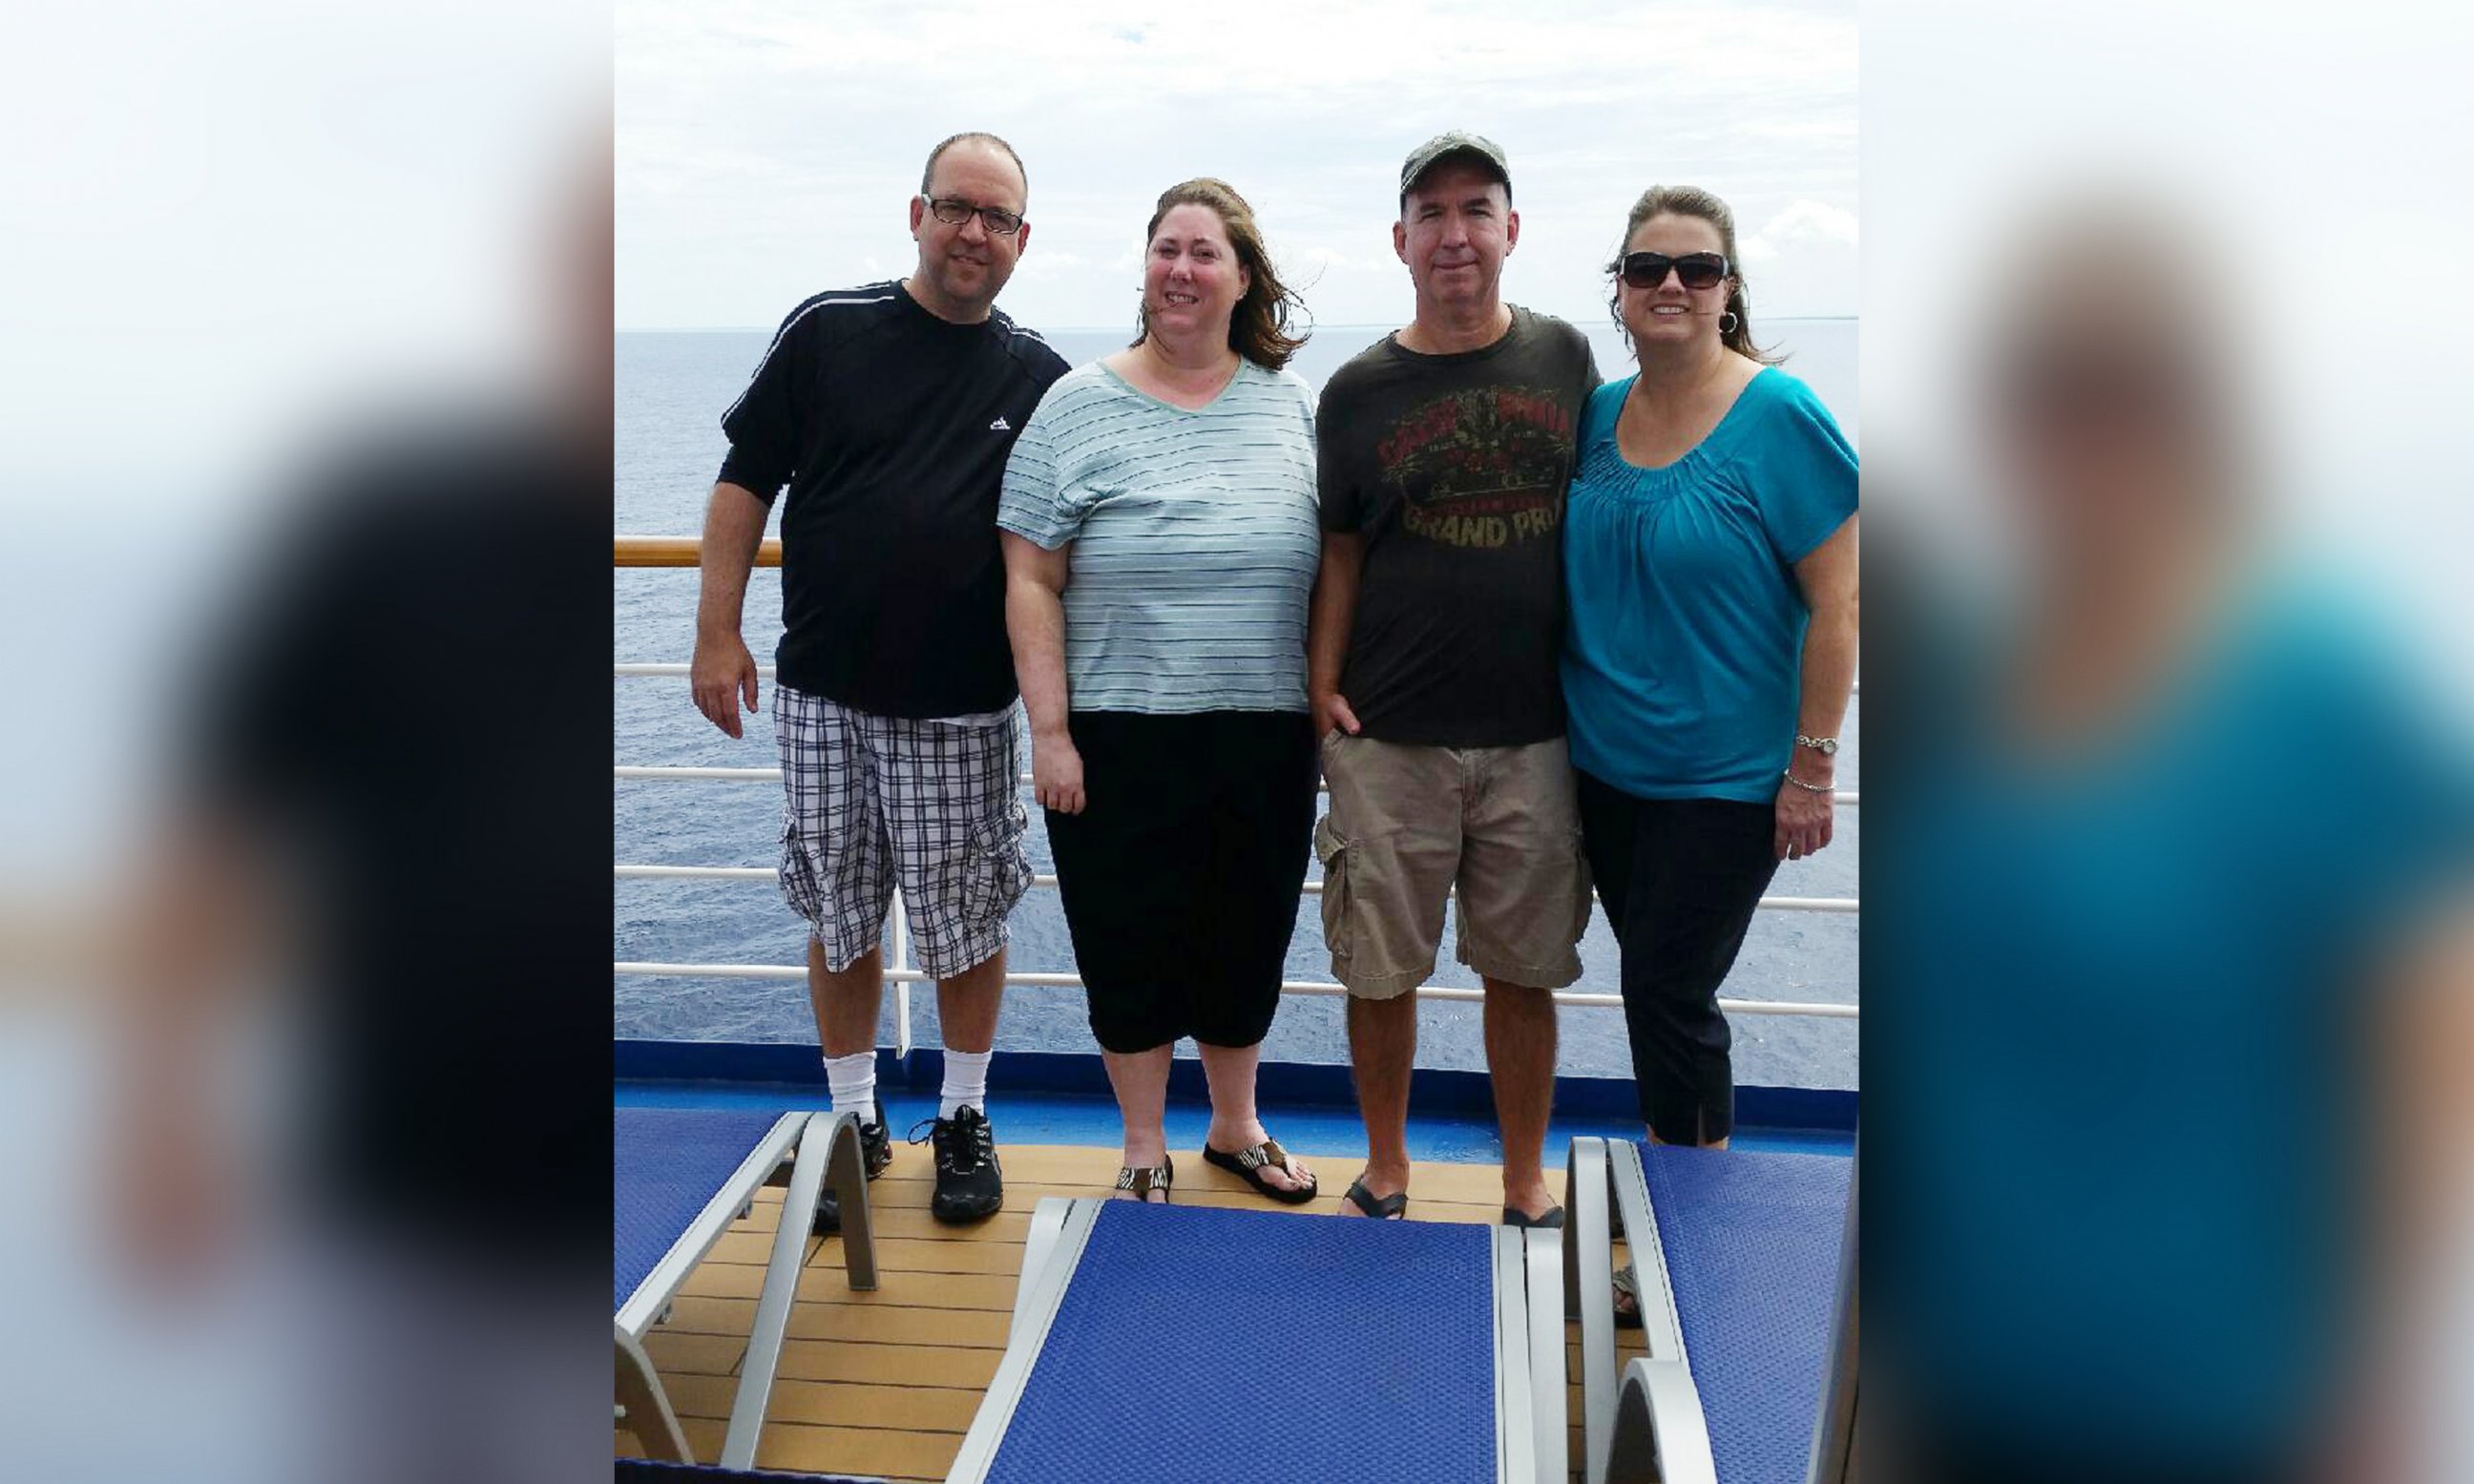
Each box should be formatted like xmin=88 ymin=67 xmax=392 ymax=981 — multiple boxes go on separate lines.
xmin=755 ymin=1422 xmax=959 ymax=1481
xmin=665 ymin=1374 xmax=982 ymax=1432
xmin=778 ymin=1339 xmax=1004 ymax=1390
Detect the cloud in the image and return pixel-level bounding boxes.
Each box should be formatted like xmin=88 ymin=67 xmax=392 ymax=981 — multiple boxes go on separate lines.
xmin=617 ymin=0 xmax=1856 ymax=327
xmin=1741 ymin=199 xmax=1859 ymax=264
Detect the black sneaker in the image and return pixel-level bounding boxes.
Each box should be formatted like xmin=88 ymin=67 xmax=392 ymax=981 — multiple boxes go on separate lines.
xmin=911 ymin=1105 xmax=1004 ymax=1224
xmin=812 ymin=1110 xmax=892 ymax=1234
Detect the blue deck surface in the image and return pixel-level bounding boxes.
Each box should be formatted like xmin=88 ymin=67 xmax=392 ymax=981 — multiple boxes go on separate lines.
xmin=614 ymin=1105 xmax=793 ymax=1314
xmin=987 ymin=1202 xmax=1499 ymax=1484
xmin=1642 ymin=1145 xmax=1850 ymax=1484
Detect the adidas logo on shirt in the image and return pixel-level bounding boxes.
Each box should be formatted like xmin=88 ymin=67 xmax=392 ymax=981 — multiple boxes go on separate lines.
xmin=989 ymin=416 xmax=1011 ymax=431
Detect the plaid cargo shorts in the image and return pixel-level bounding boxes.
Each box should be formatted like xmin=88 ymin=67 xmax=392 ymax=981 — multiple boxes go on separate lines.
xmin=772 ymin=684 xmax=1031 ymax=978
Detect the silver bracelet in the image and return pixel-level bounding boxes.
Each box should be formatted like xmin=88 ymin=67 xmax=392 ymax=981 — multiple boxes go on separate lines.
xmin=1781 ymin=768 xmax=1835 ymax=794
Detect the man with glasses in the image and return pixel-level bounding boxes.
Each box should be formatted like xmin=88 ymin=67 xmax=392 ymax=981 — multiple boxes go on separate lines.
xmin=690 ymin=131 xmax=1066 ymax=1228
xmin=1309 ymin=133 xmax=1600 ymax=1225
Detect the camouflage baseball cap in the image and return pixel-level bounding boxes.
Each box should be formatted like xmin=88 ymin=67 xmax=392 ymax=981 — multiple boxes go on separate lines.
xmin=1399 ymin=131 xmax=1510 ymax=200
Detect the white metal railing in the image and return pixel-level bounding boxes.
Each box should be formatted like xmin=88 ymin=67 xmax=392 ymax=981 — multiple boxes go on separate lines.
xmin=612 ymin=855 xmax=1860 ymax=1028
xmin=616 ymin=662 xmax=1854 ymax=695
xmin=613 ymin=663 xmax=1859 ymax=1043
xmin=609 ymin=959 xmax=1856 ymax=1020
xmin=612 ymin=765 xmax=1859 ymax=805
xmin=613 ymin=862 xmax=1856 ymax=914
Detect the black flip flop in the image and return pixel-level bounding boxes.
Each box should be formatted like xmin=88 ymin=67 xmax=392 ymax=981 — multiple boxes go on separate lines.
xmin=1340 ymin=1176 xmax=1408 ymax=1220
xmin=1202 ymin=1137 xmax=1319 ymax=1205
xmin=1502 ymin=1203 xmax=1565 ymax=1228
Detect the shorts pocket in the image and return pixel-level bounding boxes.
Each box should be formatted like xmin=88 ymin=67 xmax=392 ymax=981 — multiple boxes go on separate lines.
xmin=962 ymin=800 xmax=1033 ymax=926
xmin=1313 ymin=812 xmax=1352 ymax=962
xmin=779 ymin=815 xmax=828 ymax=925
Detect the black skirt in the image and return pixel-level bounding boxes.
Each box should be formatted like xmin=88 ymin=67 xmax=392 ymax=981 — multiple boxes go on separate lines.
xmin=1044 ymin=710 xmax=1317 ymax=1054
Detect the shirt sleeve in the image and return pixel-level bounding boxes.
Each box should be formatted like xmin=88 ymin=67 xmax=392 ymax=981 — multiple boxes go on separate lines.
xmin=995 ymin=381 xmax=1079 ymax=550
xmin=1568 ymin=334 xmax=1604 ymax=479
xmin=1315 ymin=374 xmax=1362 ymax=533
xmin=716 ymin=303 xmax=815 ymax=499
xmin=1751 ymin=377 xmax=1859 ymax=565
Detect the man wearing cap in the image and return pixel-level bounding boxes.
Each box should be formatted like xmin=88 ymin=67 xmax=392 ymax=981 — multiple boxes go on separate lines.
xmin=1310 ymin=133 xmax=1599 ymax=1225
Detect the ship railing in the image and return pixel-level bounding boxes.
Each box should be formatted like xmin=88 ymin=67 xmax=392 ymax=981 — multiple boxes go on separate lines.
xmin=614 ymin=536 xmax=1857 ymax=1057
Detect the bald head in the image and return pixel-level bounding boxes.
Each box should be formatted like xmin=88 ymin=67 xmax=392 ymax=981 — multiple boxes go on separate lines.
xmin=921 ymin=131 xmax=1027 ymax=202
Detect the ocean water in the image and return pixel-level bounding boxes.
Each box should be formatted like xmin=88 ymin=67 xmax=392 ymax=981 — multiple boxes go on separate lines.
xmin=615 ymin=315 xmax=1857 ymax=1089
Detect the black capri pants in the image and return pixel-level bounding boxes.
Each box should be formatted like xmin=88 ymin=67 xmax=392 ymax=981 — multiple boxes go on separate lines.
xmin=1574 ymin=769 xmax=1780 ymax=1145
xmin=1045 ymin=710 xmax=1317 ymax=1055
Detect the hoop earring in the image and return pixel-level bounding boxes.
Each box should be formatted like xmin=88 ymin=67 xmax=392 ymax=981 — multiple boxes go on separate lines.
xmin=1719 ymin=310 xmax=1741 ymax=335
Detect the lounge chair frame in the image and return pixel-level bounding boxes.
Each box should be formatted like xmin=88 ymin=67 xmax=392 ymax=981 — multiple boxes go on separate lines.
xmin=1567 ymin=1136 xmax=1715 ymax=1484
xmin=615 ymin=1110 xmax=879 ymax=1470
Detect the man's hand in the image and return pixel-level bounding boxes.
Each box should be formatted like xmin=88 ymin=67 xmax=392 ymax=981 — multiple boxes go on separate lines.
xmin=691 ymin=630 xmax=760 ymax=738
xmin=1032 ymin=728 xmax=1086 ymax=815
xmin=1311 ymin=690 xmax=1362 ymax=742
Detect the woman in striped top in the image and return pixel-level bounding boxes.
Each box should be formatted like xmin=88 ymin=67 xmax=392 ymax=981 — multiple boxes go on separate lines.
xmin=998 ymin=178 xmax=1323 ymax=1206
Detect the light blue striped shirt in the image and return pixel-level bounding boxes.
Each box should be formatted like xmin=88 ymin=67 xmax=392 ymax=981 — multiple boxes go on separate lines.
xmin=997 ymin=359 xmax=1320 ymax=715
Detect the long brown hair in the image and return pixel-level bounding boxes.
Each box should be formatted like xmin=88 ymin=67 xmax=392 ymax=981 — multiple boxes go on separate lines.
xmin=1606 ymin=185 xmax=1784 ymax=366
xmin=1131 ymin=178 xmax=1308 ymax=371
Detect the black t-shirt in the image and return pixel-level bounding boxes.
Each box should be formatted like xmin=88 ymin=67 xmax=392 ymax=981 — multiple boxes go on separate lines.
xmin=719 ymin=282 xmax=1069 ymax=718
xmin=1317 ymin=306 xmax=1599 ymax=746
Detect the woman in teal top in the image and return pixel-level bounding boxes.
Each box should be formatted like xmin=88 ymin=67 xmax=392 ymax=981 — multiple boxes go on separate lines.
xmin=1562 ymin=185 xmax=1858 ymax=1149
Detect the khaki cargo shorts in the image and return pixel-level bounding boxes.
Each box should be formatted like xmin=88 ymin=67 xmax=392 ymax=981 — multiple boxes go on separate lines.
xmin=1313 ymin=731 xmax=1592 ymax=997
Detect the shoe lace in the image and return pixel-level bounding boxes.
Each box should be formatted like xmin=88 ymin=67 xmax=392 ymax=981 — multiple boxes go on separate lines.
xmin=908 ymin=1112 xmax=994 ymax=1175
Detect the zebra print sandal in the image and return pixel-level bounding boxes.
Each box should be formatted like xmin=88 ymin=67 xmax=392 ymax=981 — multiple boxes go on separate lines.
xmin=1111 ymin=1153 xmax=1174 ymax=1203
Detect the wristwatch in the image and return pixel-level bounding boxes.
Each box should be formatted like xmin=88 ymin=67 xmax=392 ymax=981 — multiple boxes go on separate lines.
xmin=1795 ymin=734 xmax=1839 ymax=757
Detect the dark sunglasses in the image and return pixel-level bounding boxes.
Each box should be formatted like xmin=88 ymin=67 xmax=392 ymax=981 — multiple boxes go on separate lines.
xmin=920 ymin=195 xmax=1024 ymax=236
xmin=1618 ymin=250 xmax=1729 ymax=290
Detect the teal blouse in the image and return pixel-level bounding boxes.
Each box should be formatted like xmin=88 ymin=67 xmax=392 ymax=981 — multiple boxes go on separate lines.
xmin=1560 ymin=367 xmax=1857 ymax=802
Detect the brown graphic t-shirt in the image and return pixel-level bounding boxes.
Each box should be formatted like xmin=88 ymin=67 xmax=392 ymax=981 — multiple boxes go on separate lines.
xmin=1318 ymin=306 xmax=1599 ymax=745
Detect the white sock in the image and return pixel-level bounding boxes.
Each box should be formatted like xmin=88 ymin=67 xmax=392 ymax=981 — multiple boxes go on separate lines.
xmin=940 ymin=1049 xmax=992 ymax=1120
xmin=824 ymin=1051 xmax=877 ymax=1128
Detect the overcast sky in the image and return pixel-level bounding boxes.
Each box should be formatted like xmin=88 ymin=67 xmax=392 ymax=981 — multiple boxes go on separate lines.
xmin=617 ymin=0 xmax=1856 ymax=332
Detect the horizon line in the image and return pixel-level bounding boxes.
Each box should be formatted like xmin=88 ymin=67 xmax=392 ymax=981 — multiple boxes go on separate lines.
xmin=616 ymin=312 xmax=1861 ymax=334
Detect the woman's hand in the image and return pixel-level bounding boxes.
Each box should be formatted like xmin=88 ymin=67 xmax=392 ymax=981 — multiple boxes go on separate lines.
xmin=1033 ymin=728 xmax=1086 ymax=815
xmin=1774 ymin=772 xmax=1835 ymax=861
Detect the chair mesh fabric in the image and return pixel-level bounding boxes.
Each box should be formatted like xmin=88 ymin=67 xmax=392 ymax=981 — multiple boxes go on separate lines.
xmin=614 ymin=1106 xmax=793 ymax=1314
xmin=1642 ymin=1144 xmax=1851 ymax=1484
xmin=986 ymin=1201 xmax=1501 ymax=1484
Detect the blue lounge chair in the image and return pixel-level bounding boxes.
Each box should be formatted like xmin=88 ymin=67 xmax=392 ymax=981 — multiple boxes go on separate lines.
xmin=945 ymin=1198 xmax=1567 ymax=1484
xmin=615 ymin=1107 xmax=879 ymax=1470
xmin=1567 ymin=1138 xmax=1854 ymax=1484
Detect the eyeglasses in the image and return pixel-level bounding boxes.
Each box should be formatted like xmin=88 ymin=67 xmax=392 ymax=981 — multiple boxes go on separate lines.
xmin=1618 ymin=251 xmax=1729 ymax=290
xmin=920 ymin=195 xmax=1024 ymax=236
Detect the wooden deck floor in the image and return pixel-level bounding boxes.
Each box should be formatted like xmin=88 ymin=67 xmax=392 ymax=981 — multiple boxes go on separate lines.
xmin=618 ymin=1140 xmax=1647 ymax=1482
